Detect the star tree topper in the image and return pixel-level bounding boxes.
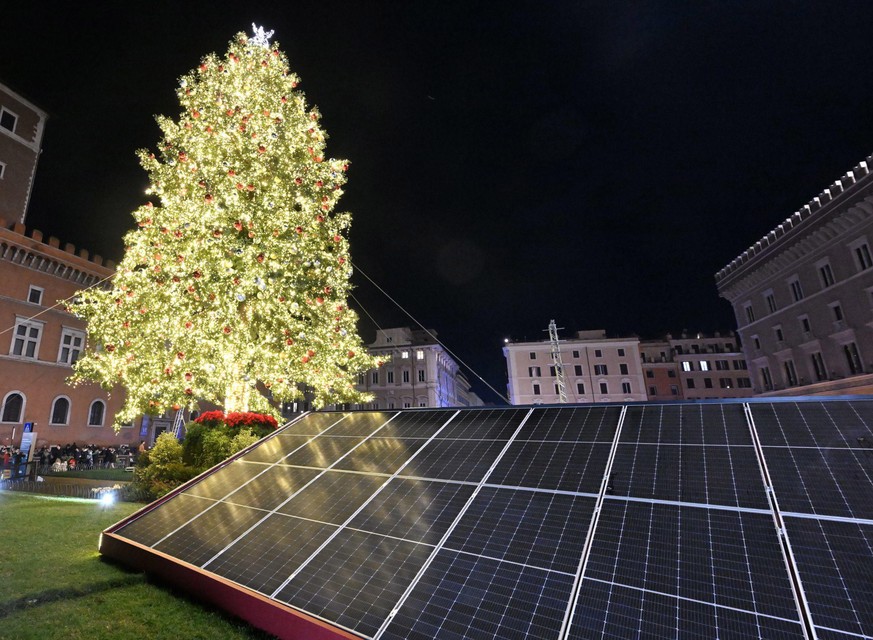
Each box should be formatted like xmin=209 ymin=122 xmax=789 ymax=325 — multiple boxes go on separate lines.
xmin=251 ymin=24 xmax=275 ymax=48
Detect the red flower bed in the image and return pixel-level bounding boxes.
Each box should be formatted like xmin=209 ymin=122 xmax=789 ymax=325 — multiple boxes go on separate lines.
xmin=193 ymin=410 xmax=278 ymax=431
xmin=225 ymin=412 xmax=278 ymax=430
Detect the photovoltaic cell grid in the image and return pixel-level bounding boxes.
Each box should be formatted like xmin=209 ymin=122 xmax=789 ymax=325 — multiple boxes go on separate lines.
xmin=750 ymin=402 xmax=873 ymax=639
xmin=104 ymin=400 xmax=873 ymax=640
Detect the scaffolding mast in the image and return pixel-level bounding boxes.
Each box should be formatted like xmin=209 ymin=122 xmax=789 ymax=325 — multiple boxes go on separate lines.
xmin=546 ymin=319 xmax=568 ymax=403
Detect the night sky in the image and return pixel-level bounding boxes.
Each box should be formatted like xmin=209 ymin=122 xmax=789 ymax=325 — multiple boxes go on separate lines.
xmin=5 ymin=2 xmax=873 ymax=402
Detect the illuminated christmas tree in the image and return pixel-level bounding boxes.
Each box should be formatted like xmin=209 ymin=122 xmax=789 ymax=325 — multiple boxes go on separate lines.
xmin=72 ymin=26 xmax=380 ymax=428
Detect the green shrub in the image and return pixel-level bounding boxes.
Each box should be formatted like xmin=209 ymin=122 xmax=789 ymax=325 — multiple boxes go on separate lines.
xmin=230 ymin=428 xmax=260 ymax=455
xmin=131 ymin=433 xmax=198 ymax=500
xmin=149 ymin=432 xmax=184 ymax=466
xmin=198 ymin=428 xmax=232 ymax=468
xmin=181 ymin=421 xmax=206 ymax=466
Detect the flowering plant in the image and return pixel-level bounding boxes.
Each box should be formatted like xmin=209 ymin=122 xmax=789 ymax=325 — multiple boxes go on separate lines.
xmin=193 ymin=410 xmax=226 ymax=427
xmin=193 ymin=410 xmax=278 ymax=431
xmin=225 ymin=412 xmax=279 ymax=430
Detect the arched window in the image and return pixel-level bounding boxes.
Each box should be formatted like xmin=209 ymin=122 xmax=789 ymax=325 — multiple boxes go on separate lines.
xmin=50 ymin=397 xmax=70 ymax=425
xmin=1 ymin=392 xmax=24 ymax=423
xmin=88 ymin=400 xmax=105 ymax=427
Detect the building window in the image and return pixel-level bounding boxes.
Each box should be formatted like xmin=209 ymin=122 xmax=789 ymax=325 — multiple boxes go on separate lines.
xmin=0 ymin=107 xmax=17 ymax=133
xmin=700 ymin=361 xmax=710 ymax=371
xmin=773 ymin=326 xmax=784 ymax=343
xmin=549 ymin=366 xmax=556 ymax=377
xmin=799 ymin=316 xmax=811 ymax=337
xmin=88 ymin=400 xmax=106 ymax=426
xmin=599 ymin=382 xmax=608 ymax=394
xmin=667 ymin=370 xmax=676 ymax=378
xmin=372 ymin=371 xmax=379 ymax=385
xmin=532 ymin=383 xmax=541 ymax=395
xmin=617 ymin=348 xmax=625 ymax=357
xmin=852 ymin=239 xmax=873 ymax=271
xmin=719 ymin=378 xmax=732 ymax=389
xmin=387 ymin=371 xmax=394 ymax=383
xmin=818 ymin=261 xmax=836 ymax=288
xmin=418 ymin=370 xmax=425 ymax=382
xmin=761 ymin=366 xmax=774 ymax=391
xmin=576 ymin=382 xmax=585 ymax=394
xmin=681 ymin=362 xmax=693 ymax=372
xmin=1 ymin=392 xmax=24 ymax=423
xmin=811 ymin=352 xmax=827 ymax=381
xmin=574 ymin=365 xmax=583 ymax=376
xmin=572 ymin=350 xmax=580 ymax=358
xmin=594 ymin=364 xmax=608 ymax=375
xmin=725 ymin=343 xmax=734 ymax=351
xmin=744 ymin=303 xmax=755 ymax=324
xmin=649 ymin=385 xmax=657 ymax=396
xmin=686 ymin=379 xmax=696 ymax=389
xmin=844 ymin=342 xmax=863 ymax=375
xmin=646 ymin=370 xmax=654 ymax=378
xmin=831 ymin=303 xmax=845 ymax=327
xmin=621 ymin=382 xmax=631 ymax=394
xmin=58 ymin=329 xmax=85 ymax=365
xmin=716 ymin=360 xmax=729 ymax=370
xmin=732 ymin=359 xmax=748 ymax=370
xmin=50 ymin=397 xmax=70 ymax=425
xmin=401 ymin=350 xmax=410 ymax=359
xmin=752 ymin=335 xmax=761 ymax=350
xmin=594 ymin=349 xmax=603 ymax=358
xmin=764 ymin=291 xmax=777 ymax=313
xmin=528 ymin=366 xmax=541 ymax=377
xmin=670 ymin=385 xmax=679 ymax=396
xmin=416 ymin=350 xmax=424 ymax=360
xmin=28 ymin=286 xmax=44 ymax=305
xmin=403 ymin=402 xmax=411 ymax=409
xmin=783 ymin=360 xmax=798 ymax=386
xmin=737 ymin=378 xmax=752 ymax=388
xmin=619 ymin=363 xmax=628 ymax=375
xmin=704 ymin=378 xmax=713 ymax=389
xmin=11 ymin=319 xmax=42 ymax=359
xmin=554 ymin=383 xmax=560 ymax=395
xmin=0 ymin=161 xmax=5 ymax=180
xmin=529 ymin=352 xmax=536 ymax=360
xmin=357 ymin=373 xmax=365 ymax=385
xmin=402 ymin=370 xmax=410 ymax=383
xmin=789 ymin=277 xmax=804 ymax=302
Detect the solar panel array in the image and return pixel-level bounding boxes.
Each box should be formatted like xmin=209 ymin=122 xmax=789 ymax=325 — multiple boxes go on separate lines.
xmin=102 ymin=400 xmax=873 ymax=639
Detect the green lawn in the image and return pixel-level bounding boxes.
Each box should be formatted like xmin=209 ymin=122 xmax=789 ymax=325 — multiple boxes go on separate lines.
xmin=0 ymin=492 xmax=273 ymax=640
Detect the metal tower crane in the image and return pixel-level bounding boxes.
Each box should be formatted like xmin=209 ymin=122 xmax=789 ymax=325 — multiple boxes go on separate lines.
xmin=546 ymin=319 xmax=568 ymax=403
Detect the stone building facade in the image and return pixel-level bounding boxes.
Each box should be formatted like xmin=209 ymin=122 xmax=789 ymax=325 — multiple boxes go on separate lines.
xmin=0 ymin=81 xmax=46 ymax=224
xmin=0 ymin=220 xmax=134 ymax=447
xmin=716 ymin=154 xmax=873 ymax=396
xmin=352 ymin=327 xmax=483 ymax=409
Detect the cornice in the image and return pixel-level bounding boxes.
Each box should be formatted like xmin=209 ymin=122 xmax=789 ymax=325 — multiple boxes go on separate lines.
xmin=716 ymin=154 xmax=873 ymax=291
xmin=717 ymin=195 xmax=873 ymax=301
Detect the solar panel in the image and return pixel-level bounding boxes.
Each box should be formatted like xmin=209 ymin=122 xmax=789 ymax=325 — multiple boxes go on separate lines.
xmin=444 ymin=487 xmax=595 ymax=574
xmin=380 ymin=550 xmax=576 ymax=640
xmin=101 ymin=401 xmax=873 ymax=640
xmin=782 ymin=517 xmax=873 ymax=638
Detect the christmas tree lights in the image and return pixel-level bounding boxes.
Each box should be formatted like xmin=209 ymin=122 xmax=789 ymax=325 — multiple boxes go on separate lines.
xmin=71 ymin=28 xmax=381 ymax=429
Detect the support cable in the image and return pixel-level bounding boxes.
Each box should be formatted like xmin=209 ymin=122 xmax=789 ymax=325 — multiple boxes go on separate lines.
xmin=0 ymin=270 xmax=115 ymax=338
xmin=351 ymin=260 xmax=510 ymax=404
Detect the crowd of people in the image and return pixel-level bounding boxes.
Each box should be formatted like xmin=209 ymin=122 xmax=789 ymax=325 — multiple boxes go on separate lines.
xmin=1 ymin=443 xmax=136 ymax=473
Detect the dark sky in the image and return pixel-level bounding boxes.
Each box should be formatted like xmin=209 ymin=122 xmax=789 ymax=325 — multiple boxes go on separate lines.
xmin=4 ymin=2 xmax=873 ymax=403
